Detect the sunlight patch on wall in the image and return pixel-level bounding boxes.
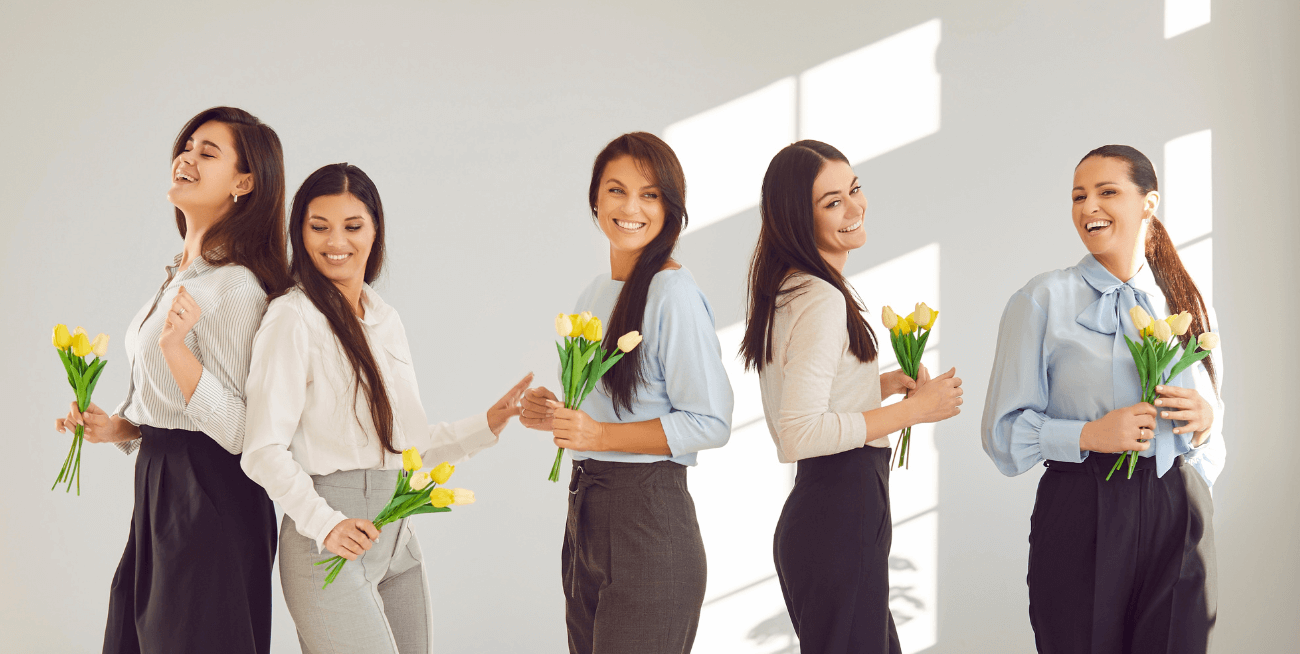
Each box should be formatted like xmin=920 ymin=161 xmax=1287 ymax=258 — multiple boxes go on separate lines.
xmin=1165 ymin=0 xmax=1211 ymax=39
xmin=1164 ymin=129 xmax=1213 ymax=306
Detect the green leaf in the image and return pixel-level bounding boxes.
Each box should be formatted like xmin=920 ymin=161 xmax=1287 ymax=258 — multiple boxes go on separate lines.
xmin=917 ymin=329 xmax=932 ymax=355
xmin=405 ymin=505 xmax=453 ymax=516
xmin=1167 ymin=350 xmax=1212 ymax=381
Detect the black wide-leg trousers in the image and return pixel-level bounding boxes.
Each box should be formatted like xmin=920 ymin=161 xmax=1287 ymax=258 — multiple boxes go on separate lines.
xmin=1028 ymin=453 xmax=1217 ymax=654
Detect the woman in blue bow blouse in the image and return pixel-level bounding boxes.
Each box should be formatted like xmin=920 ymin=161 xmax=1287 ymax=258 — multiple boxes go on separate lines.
xmin=982 ymin=145 xmax=1224 ymax=654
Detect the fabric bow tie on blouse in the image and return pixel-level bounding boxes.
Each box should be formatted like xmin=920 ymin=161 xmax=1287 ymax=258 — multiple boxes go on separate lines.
xmin=1074 ymin=255 xmax=1187 ymax=478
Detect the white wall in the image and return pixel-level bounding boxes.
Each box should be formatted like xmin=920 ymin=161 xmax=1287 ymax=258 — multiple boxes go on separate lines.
xmin=2 ymin=1 xmax=1296 ymax=652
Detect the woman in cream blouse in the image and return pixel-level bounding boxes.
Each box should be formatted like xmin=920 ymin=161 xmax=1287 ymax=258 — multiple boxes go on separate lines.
xmin=240 ymin=163 xmax=531 ymax=654
xmin=741 ymin=140 xmax=963 ymax=654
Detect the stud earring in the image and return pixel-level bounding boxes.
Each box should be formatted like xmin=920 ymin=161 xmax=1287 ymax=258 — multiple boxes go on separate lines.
xmin=232 ymin=194 xmax=238 ymax=203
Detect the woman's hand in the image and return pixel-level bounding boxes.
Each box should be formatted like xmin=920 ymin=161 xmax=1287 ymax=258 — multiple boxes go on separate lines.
xmin=548 ymin=401 xmax=607 ymax=452
xmin=1080 ymin=403 xmax=1157 ymax=453
xmin=323 ymin=519 xmax=380 ymax=561
xmin=56 ymin=401 xmax=138 ymax=443
xmin=486 ymin=373 xmax=534 ymax=436
xmin=882 ymin=363 xmax=930 ymax=399
xmin=906 ymin=367 xmax=962 ymax=424
xmin=158 ymin=285 xmax=201 ymax=350
xmin=1154 ymin=384 xmax=1214 ymax=445
xmin=519 ymin=386 xmax=559 ymax=432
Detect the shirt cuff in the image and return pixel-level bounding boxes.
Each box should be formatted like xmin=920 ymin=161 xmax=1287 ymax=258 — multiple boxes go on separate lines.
xmin=115 ymin=439 xmax=140 ymax=455
xmin=312 ymin=511 xmax=349 ymax=556
xmin=183 ymin=367 xmax=224 ymax=428
xmin=1039 ymin=418 xmax=1087 ymax=463
xmin=455 ymin=412 xmax=498 ymax=458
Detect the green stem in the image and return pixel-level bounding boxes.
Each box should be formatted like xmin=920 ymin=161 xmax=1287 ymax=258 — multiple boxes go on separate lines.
xmin=548 ymin=447 xmax=565 ymax=482
xmin=1105 ymin=451 xmax=1126 ymax=481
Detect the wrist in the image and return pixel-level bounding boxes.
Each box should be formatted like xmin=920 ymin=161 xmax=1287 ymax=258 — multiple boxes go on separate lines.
xmin=159 ymin=336 xmax=187 ymax=356
xmin=594 ymin=421 xmax=610 ymax=452
xmin=1079 ymin=421 xmax=1097 ymax=452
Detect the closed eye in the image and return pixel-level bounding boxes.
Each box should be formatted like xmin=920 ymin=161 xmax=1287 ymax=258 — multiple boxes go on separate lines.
xmin=1074 ymin=194 xmax=1086 ymax=202
xmin=642 ymin=193 xmax=658 ymax=200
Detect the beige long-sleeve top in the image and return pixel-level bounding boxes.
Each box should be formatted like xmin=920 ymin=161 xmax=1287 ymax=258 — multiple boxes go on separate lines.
xmin=759 ymin=273 xmax=887 ymax=463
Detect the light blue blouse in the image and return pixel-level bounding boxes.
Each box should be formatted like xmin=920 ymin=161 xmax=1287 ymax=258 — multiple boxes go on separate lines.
xmin=981 ymin=254 xmax=1226 ymax=488
xmin=569 ymin=267 xmax=734 ymax=466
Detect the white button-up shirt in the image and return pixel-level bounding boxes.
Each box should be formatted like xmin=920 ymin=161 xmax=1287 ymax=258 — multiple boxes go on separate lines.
xmin=241 ymin=285 xmax=496 ymax=548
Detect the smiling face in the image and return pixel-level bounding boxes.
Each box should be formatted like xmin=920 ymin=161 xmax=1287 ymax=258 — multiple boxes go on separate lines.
xmin=302 ymin=193 xmax=375 ymax=291
xmin=168 ymin=120 xmax=252 ymax=214
xmin=594 ymin=155 xmax=666 ymax=258
xmin=810 ymin=159 xmax=867 ymax=265
xmin=1072 ymin=156 xmax=1158 ymax=264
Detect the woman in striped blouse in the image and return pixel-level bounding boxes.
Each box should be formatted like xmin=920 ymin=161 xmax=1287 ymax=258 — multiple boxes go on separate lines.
xmin=55 ymin=106 xmax=291 ymax=654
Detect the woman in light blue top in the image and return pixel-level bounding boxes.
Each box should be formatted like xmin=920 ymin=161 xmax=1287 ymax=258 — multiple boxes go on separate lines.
xmin=519 ymin=132 xmax=733 ymax=654
xmin=982 ymin=145 xmax=1223 ymax=653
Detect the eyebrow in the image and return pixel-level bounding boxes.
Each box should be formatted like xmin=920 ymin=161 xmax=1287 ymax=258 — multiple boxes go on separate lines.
xmin=816 ymin=176 xmax=859 ymax=203
xmin=308 ymin=214 xmax=367 ymax=221
xmin=186 ymin=138 xmax=223 ymax=153
xmin=606 ymin=178 xmax=659 ymax=191
xmin=1072 ymin=181 xmax=1118 ymax=191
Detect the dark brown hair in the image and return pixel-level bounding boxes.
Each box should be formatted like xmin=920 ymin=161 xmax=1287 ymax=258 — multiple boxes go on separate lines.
xmin=284 ymin=163 xmax=397 ymax=453
xmin=171 ymin=106 xmax=290 ymax=294
xmin=588 ymin=132 xmax=688 ymax=417
xmin=741 ymin=140 xmax=878 ymax=372
xmin=1079 ymin=144 xmax=1217 ymax=390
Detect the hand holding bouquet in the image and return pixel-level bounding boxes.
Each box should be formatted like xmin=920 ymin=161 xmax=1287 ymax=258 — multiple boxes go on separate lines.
xmin=881 ymin=303 xmax=937 ymax=470
xmin=51 ymin=324 xmax=110 ymax=494
xmin=315 ymin=448 xmax=474 ymax=588
xmin=1110 ymin=307 xmax=1219 ymax=480
xmin=546 ymin=312 xmax=641 ymax=482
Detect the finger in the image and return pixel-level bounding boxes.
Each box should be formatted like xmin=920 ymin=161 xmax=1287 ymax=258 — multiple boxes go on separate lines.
xmin=1135 ymin=414 xmax=1156 ymax=430
xmin=952 ymin=376 xmax=962 ymax=388
xmin=68 ymin=402 xmax=83 ymax=426
xmin=1173 ymin=422 xmax=1208 ymax=435
xmin=901 ymin=376 xmax=917 ymax=389
xmin=934 ymin=367 xmax=956 ymax=380
xmin=1132 ymin=403 xmax=1159 ymax=416
xmin=1153 ymin=397 xmax=1192 ymax=409
xmin=357 ymin=520 xmax=381 ymax=540
xmin=346 ymin=530 xmax=373 ymax=552
xmin=1163 ymin=410 xmax=1201 ymax=423
xmin=1154 ymin=384 xmax=1191 ymax=398
xmin=511 ymin=373 xmax=535 ymax=393
xmin=56 ymin=418 xmax=66 ymax=433
xmin=1134 ymin=439 xmax=1152 ymax=452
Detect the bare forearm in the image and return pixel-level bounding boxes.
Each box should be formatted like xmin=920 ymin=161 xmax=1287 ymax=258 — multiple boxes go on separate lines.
xmin=110 ymin=415 xmax=142 ymax=442
xmin=160 ymin=341 xmax=202 ymax=403
xmin=862 ymin=401 xmax=920 ymax=442
xmin=599 ymin=418 xmax=672 ymax=456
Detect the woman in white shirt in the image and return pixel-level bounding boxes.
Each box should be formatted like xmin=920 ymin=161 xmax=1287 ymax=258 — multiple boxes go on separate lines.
xmin=740 ymin=140 xmax=963 ymax=654
xmin=240 ymin=163 xmax=531 ymax=654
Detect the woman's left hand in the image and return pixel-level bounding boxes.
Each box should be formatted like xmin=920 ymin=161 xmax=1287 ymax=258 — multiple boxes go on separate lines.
xmin=882 ymin=363 xmax=930 ymax=399
xmin=486 ymin=373 xmax=534 ymax=436
xmin=159 ymin=285 xmax=201 ymax=350
xmin=1154 ymin=384 xmax=1214 ymax=443
xmin=547 ymin=400 xmax=606 ymax=452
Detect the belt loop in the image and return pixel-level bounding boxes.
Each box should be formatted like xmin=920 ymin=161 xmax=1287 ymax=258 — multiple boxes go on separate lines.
xmin=569 ymin=463 xmax=584 ymax=495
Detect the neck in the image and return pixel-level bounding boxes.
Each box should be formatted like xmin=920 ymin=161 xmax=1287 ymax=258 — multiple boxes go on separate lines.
xmin=1095 ymin=227 xmax=1148 ymax=283
xmin=818 ymin=248 xmax=848 ymax=274
xmin=333 ymin=278 xmax=366 ymax=318
xmin=609 ymin=246 xmax=640 ymax=282
xmin=178 ymin=208 xmax=220 ymax=270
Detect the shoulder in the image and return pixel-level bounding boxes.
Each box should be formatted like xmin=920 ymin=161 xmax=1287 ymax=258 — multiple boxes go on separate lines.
xmin=780 ymin=273 xmax=847 ymax=318
xmin=649 ymin=268 xmax=712 ymax=313
xmin=263 ymin=286 xmax=323 ymax=330
xmin=213 ymin=264 xmax=267 ymax=296
xmin=1010 ymin=266 xmax=1082 ymax=315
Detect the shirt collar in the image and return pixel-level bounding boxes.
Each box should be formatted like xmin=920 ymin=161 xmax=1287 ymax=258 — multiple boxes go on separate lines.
xmin=1077 ymin=253 xmax=1160 ymax=297
xmin=358 ymin=284 xmax=390 ymax=326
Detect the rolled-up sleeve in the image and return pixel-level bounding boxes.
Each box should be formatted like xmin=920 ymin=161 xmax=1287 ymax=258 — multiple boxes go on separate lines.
xmin=657 ymin=279 xmax=734 ymax=457
xmin=982 ymin=290 xmax=1086 ymax=476
xmin=774 ymin=288 xmax=869 ymax=462
xmin=241 ymin=300 xmax=345 ymax=551
xmin=184 ymin=276 xmax=266 ymax=454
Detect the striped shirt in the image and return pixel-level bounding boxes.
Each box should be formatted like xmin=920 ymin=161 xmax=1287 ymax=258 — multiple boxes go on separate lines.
xmin=113 ymin=252 xmax=269 ymax=455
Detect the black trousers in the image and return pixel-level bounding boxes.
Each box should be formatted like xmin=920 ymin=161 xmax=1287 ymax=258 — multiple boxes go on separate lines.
xmin=774 ymin=445 xmax=901 ymax=654
xmin=103 ymin=426 xmax=277 ymax=654
xmin=563 ymin=459 xmax=707 ymax=654
xmin=1028 ymin=453 xmax=1217 ymax=654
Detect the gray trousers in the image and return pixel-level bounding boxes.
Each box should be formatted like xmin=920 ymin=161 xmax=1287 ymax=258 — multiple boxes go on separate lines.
xmin=279 ymin=469 xmax=434 ymax=654
xmin=563 ymin=459 xmax=708 ymax=654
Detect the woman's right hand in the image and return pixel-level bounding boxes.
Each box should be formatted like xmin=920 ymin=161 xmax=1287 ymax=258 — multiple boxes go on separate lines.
xmin=519 ymin=386 xmax=558 ymax=432
xmin=907 ymin=367 xmax=963 ymax=424
xmin=56 ymin=401 xmax=137 ymax=443
xmin=323 ymin=519 xmax=381 ymax=561
xmin=1080 ymin=403 xmax=1158 ymax=453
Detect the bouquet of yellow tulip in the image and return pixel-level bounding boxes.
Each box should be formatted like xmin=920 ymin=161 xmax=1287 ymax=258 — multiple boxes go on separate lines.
xmin=547 ymin=312 xmax=642 ymax=482
xmin=1110 ymin=307 xmax=1220 ymax=480
xmin=315 ymin=448 xmax=474 ymax=588
xmin=881 ymin=303 xmax=937 ymax=470
xmin=51 ymin=324 xmax=110 ymax=494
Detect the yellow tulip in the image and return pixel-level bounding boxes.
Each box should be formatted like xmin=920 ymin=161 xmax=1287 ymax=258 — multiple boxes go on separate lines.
xmin=410 ymin=471 xmax=432 ymax=491
xmin=555 ymin=313 xmax=573 ymax=338
xmin=1129 ymin=306 xmax=1153 ymax=331
xmin=402 ymin=448 xmax=423 ymax=472
xmin=429 ymin=488 xmax=454 ymax=508
xmin=71 ymin=332 xmax=93 ymax=357
xmin=73 ymin=326 xmax=87 ymax=338
xmin=1168 ymin=311 xmax=1193 ymax=337
xmin=881 ymin=306 xmax=898 ymax=330
xmin=1197 ymin=332 xmax=1219 ymax=351
xmin=893 ymin=315 xmax=915 ymax=336
xmin=52 ymin=324 xmax=72 ymax=349
xmin=91 ymin=333 xmax=110 ymax=358
xmin=617 ymin=331 xmax=642 ymax=353
xmin=451 ymin=488 xmax=476 ymax=506
xmin=430 ymin=461 xmax=455 ymax=485
xmin=568 ymin=314 xmax=584 ymax=338
xmin=583 ymin=316 xmax=602 ymax=341
xmin=1152 ymin=318 xmax=1172 ymax=342
xmin=913 ymin=303 xmax=933 ymax=331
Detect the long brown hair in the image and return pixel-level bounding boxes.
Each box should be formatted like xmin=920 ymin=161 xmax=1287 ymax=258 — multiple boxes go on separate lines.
xmin=589 ymin=132 xmax=688 ymax=417
xmin=171 ymin=106 xmax=290 ymax=294
xmin=741 ymin=140 xmax=878 ymax=372
xmin=1079 ymin=144 xmax=1218 ymax=390
xmin=284 ymin=163 xmax=398 ymax=454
